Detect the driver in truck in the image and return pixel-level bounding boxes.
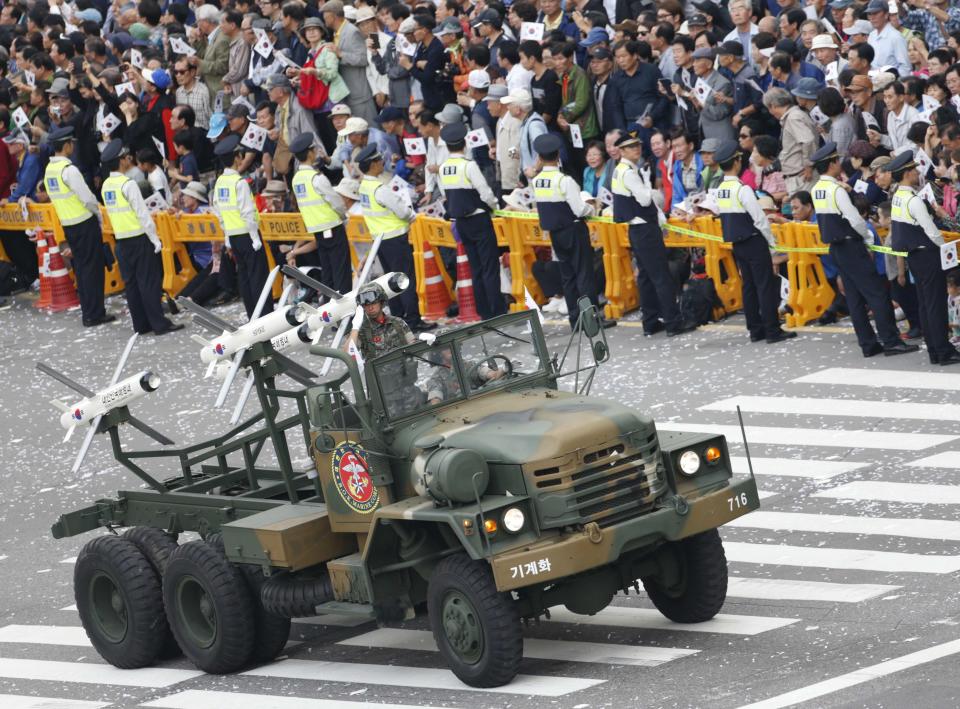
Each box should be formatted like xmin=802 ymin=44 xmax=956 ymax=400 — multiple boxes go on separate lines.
xmin=425 ymin=346 xmax=506 ymax=404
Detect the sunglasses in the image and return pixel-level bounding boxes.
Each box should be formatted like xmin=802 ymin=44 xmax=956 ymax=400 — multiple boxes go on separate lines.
xmin=739 ymin=133 xmax=751 ymax=138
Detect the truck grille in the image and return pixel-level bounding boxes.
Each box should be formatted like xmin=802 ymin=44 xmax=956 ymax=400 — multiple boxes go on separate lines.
xmin=529 ymin=431 xmax=665 ymax=529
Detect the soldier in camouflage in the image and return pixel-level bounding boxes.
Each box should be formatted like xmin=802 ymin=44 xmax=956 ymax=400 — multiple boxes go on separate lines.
xmin=349 ymin=283 xmax=417 ymax=360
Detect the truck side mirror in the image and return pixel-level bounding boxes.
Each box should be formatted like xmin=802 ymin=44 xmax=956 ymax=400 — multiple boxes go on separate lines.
xmin=577 ymin=296 xmax=600 ymax=338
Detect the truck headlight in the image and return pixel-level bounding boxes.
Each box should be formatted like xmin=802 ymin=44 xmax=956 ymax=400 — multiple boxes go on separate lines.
xmin=502 ymin=507 xmax=525 ymax=533
xmin=679 ymin=450 xmax=701 ymax=476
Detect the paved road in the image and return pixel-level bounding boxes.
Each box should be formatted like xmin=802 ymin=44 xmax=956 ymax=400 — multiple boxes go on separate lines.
xmin=3 ymin=293 xmax=960 ymax=709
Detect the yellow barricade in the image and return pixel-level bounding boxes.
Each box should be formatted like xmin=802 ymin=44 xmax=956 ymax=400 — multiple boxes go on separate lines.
xmin=592 ymin=219 xmax=639 ymax=319
xmin=409 ymin=217 xmax=460 ymax=314
xmin=96 ymin=207 xmax=127 ymax=296
xmin=497 ymin=213 xmax=558 ymax=312
xmin=773 ymin=221 xmax=834 ymax=327
xmin=666 ymin=217 xmax=743 ymax=316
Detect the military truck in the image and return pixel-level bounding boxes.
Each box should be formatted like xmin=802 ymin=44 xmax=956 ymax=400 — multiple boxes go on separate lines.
xmin=48 ymin=302 xmax=760 ymax=688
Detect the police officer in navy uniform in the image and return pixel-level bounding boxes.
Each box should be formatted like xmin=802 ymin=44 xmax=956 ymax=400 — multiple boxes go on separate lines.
xmin=883 ymin=151 xmax=960 ymax=365
xmin=714 ymin=140 xmax=796 ymax=343
xmin=531 ymin=133 xmax=614 ymax=329
xmin=100 ymin=140 xmax=183 ymax=336
xmin=810 ymin=142 xmax=917 ymax=358
xmin=437 ymin=122 xmax=507 ymax=321
xmin=212 ymin=134 xmax=273 ymax=318
xmin=611 ymin=131 xmax=695 ymax=336
xmin=43 ymin=126 xmax=115 ymax=326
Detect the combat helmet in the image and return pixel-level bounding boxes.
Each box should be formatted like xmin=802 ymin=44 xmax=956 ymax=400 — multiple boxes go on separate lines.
xmin=356 ymin=282 xmax=388 ymax=306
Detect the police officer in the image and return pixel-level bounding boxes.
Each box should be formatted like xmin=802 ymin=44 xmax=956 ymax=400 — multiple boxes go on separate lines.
xmin=100 ymin=140 xmax=183 ymax=336
xmin=212 ymin=134 xmax=273 ymax=318
xmin=289 ymin=132 xmax=351 ymax=295
xmin=810 ymin=142 xmax=917 ymax=358
xmin=714 ymin=140 xmax=796 ymax=343
xmin=437 ymin=122 xmax=507 ymax=321
xmin=43 ymin=127 xmax=115 ymax=326
xmin=612 ymin=131 xmax=695 ymax=336
xmin=356 ymin=143 xmax=435 ymax=332
xmin=530 ymin=133 xmax=614 ymax=329
xmin=883 ymin=151 xmax=960 ymax=365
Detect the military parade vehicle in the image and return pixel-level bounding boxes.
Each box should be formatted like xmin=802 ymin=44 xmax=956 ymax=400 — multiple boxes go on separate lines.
xmin=44 ymin=291 xmax=760 ymax=688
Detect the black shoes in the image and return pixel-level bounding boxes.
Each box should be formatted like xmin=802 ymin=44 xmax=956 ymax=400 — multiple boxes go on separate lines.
xmin=599 ymin=316 xmax=617 ymax=329
xmin=749 ymin=331 xmax=766 ymax=342
xmin=666 ymin=321 xmax=698 ymax=337
xmin=82 ymin=314 xmax=117 ymax=327
xmin=817 ymin=311 xmax=838 ymax=325
xmin=155 ymin=323 xmax=185 ymax=336
xmin=863 ymin=343 xmax=884 ymax=357
xmin=939 ymin=350 xmax=960 ymax=366
xmin=643 ymin=321 xmax=665 ymax=336
xmin=766 ymin=329 xmax=797 ymax=344
xmin=883 ymin=342 xmax=919 ymax=356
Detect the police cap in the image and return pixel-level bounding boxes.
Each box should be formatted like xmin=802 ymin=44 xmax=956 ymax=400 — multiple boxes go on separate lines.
xmin=100 ymin=139 xmax=128 ymax=163
xmin=356 ymin=143 xmax=383 ymax=171
xmin=49 ymin=126 xmax=75 ymax=145
xmin=289 ymin=132 xmax=314 ymax=155
xmin=713 ymin=140 xmax=740 ymax=165
xmin=440 ymin=122 xmax=467 ymax=144
xmin=810 ymin=141 xmax=839 ymax=164
xmin=533 ymin=133 xmax=562 ymax=157
xmin=615 ymin=131 xmax=641 ymax=149
xmin=214 ymin=133 xmax=242 ymax=157
xmin=881 ymin=150 xmax=916 ymax=173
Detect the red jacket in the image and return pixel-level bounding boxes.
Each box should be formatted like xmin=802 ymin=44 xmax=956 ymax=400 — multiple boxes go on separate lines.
xmin=0 ymin=139 xmax=17 ymax=198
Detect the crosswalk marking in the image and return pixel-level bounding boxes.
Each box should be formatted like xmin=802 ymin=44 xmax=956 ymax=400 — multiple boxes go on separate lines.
xmin=737 ymin=638 xmax=960 ymax=709
xmin=243 ymin=659 xmax=603 ymax=696
xmin=906 ymin=451 xmax=960 ymax=468
xmin=0 ymin=625 xmax=90 ymax=646
xmin=814 ymin=480 xmax=960 ymax=505
xmin=0 ymin=659 xmax=203 ymax=688
xmin=727 ymin=577 xmax=899 ymax=603
xmin=338 ymin=628 xmax=698 ymax=666
xmin=730 ymin=456 xmax=865 ymax=480
xmin=292 ymin=614 xmax=372 ymax=628
xmin=702 ymin=395 xmax=960 ymax=422
xmin=659 ymin=423 xmax=955 ymax=451
xmin=725 ymin=541 xmax=960 ymax=573
xmin=727 ymin=510 xmax=960 ymax=541
xmin=546 ymin=607 xmax=797 ymax=635
xmin=792 ymin=367 xmax=960 ymax=391
xmin=144 ymin=690 xmax=447 ymax=709
xmin=0 ymin=695 xmax=110 ymax=709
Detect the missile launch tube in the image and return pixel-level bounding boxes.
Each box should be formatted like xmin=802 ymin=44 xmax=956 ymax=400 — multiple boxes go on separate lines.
xmin=59 ymin=371 xmax=160 ymax=430
xmin=200 ymin=304 xmax=306 ymax=364
xmin=305 ymin=271 xmax=411 ymax=332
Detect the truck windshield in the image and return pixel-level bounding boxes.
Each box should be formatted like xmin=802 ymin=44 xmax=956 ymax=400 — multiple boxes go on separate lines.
xmin=456 ymin=320 xmax=545 ymax=394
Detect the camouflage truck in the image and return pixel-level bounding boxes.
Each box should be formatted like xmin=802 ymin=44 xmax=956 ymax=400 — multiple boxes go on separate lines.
xmin=48 ymin=303 xmax=760 ymax=688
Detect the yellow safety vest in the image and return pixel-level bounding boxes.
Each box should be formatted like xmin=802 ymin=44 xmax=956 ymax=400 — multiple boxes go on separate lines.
xmin=214 ymin=173 xmax=256 ymax=236
xmin=811 ymin=178 xmax=838 ymax=212
xmin=44 ymin=159 xmax=92 ymax=226
xmin=291 ymin=167 xmax=341 ymax=232
xmin=359 ymin=176 xmax=408 ymax=239
xmin=715 ymin=177 xmax=744 ymax=211
xmin=891 ymin=187 xmax=919 ymax=225
xmin=101 ymin=174 xmax=143 ymax=239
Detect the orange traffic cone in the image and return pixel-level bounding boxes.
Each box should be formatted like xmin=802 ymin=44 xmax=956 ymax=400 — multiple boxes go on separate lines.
xmin=421 ymin=241 xmax=452 ymax=321
xmin=454 ymin=241 xmax=481 ymax=323
xmin=33 ymin=231 xmax=52 ymax=309
xmin=43 ymin=236 xmax=81 ymax=312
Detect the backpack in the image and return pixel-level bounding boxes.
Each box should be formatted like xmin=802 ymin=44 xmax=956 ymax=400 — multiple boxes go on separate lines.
xmin=680 ymin=274 xmax=725 ymax=326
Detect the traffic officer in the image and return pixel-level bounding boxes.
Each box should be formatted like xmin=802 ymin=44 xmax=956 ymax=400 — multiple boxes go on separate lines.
xmin=883 ymin=151 xmax=960 ymax=365
xmin=810 ymin=142 xmax=916 ymax=358
xmin=212 ymin=134 xmax=273 ymax=318
xmin=437 ymin=122 xmax=506 ymax=321
xmin=356 ymin=143 xmax=435 ymax=332
xmin=612 ymin=131 xmax=694 ymax=337
xmin=43 ymin=127 xmax=115 ymax=326
xmin=289 ymin=132 xmax=351 ymax=295
xmin=714 ymin=140 xmax=796 ymax=343
xmin=100 ymin=140 xmax=183 ymax=336
xmin=530 ymin=133 xmax=614 ymax=330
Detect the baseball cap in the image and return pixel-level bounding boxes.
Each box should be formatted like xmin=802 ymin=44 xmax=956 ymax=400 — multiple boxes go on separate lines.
xmin=468 ymin=69 xmax=490 ymax=89
xmin=338 ymin=116 xmax=369 ymax=136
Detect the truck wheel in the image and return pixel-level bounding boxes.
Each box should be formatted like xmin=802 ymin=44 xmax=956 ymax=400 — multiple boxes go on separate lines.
xmin=642 ymin=529 xmax=728 ymax=623
xmin=243 ymin=567 xmax=293 ymax=664
xmin=122 ymin=527 xmax=181 ymax=659
xmin=74 ymin=535 xmax=167 ymax=669
xmin=260 ymin=573 xmax=334 ymax=618
xmin=427 ymin=554 xmax=522 ymax=688
xmin=163 ymin=540 xmax=255 ymax=673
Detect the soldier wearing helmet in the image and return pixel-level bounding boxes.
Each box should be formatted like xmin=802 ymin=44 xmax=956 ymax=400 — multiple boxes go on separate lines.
xmin=349 ymin=282 xmax=417 ymax=361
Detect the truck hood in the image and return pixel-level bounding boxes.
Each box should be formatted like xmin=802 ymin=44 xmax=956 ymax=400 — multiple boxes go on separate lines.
xmin=394 ymin=388 xmax=654 ymax=464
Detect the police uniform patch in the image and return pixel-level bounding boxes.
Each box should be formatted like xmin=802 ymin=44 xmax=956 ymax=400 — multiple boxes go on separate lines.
xmin=104 ymin=190 xmax=117 ymax=206
xmin=294 ymin=184 xmax=307 ymax=197
xmin=47 ymin=177 xmax=60 ymax=192
xmin=331 ymin=441 xmax=379 ymax=513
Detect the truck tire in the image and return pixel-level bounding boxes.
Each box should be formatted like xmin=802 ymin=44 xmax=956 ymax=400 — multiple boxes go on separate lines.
xmin=74 ymin=535 xmax=167 ymax=669
xmin=427 ymin=553 xmax=522 ymax=688
xmin=260 ymin=573 xmax=334 ymax=618
xmin=122 ymin=527 xmax=181 ymax=659
xmin=642 ymin=529 xmax=728 ymax=623
xmin=163 ymin=540 xmax=255 ymax=674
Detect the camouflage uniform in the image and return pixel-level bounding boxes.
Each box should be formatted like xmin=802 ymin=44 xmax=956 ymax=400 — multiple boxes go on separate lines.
xmin=358 ymin=313 xmax=421 ymax=415
xmin=356 ymin=313 xmax=415 ymax=361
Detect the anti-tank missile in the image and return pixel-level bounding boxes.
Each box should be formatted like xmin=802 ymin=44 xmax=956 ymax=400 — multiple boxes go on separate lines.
xmin=56 ymin=371 xmax=160 ymax=430
xmin=199 ymin=304 xmax=307 ymax=364
xmin=270 ymin=322 xmax=315 ymax=355
xmin=306 ymin=272 xmax=410 ymax=331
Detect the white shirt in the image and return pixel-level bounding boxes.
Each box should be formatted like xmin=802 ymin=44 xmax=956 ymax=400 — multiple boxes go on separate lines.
xmin=619 ymin=158 xmax=663 ymax=225
xmin=48 ymin=156 xmax=99 ymax=221
xmin=109 ymin=171 xmax=161 ymax=250
xmin=902 ymin=185 xmax=944 ymax=246
xmin=373 ymin=180 xmax=416 ymax=222
xmin=506 ymin=64 xmax=534 ymax=94
xmin=213 ymin=168 xmax=261 ymax=249
xmin=145 ymin=167 xmax=171 ymax=205
xmin=425 ymin=135 xmax=449 ymax=196
xmin=820 ymin=175 xmax=870 ymax=243
xmin=550 ymin=166 xmax=593 ymax=218
xmin=880 ymin=102 xmax=919 ymax=152
xmin=437 ymin=151 xmax=499 ymax=214
xmin=868 ymin=23 xmax=911 ymax=78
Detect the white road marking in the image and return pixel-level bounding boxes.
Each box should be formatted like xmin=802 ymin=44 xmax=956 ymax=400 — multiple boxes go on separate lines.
xmin=660 ymin=423 xmax=956 ymax=451
xmin=60 ymin=604 xmax=77 ymax=612
xmin=906 ymin=451 xmax=960 ymax=468
xmin=0 ymin=659 xmax=203 ymax=688
xmin=338 ymin=627 xmax=698 ymax=666
xmin=758 ymin=490 xmax=777 ymax=500
xmin=727 ymin=577 xmax=899 ymax=603
xmin=0 ymin=625 xmax=90 ymax=646
xmin=144 ymin=690 xmax=448 ymax=709
xmin=814 ymin=480 xmax=960 ymax=505
xmin=727 ymin=510 xmax=960 ymax=541
xmin=60 ymin=557 xmax=77 ymax=564
xmin=737 ymin=638 xmax=960 ymax=709
xmin=0 ymin=695 xmax=110 ymax=709
xmin=730 ymin=456 xmax=865 ymax=480
xmin=291 ymin=614 xmax=372 ymax=628
xmin=243 ymin=660 xmax=603 ymax=696
xmin=703 ymin=395 xmax=960 ymax=421
xmin=792 ymin=367 xmax=960 ymax=391
xmin=546 ymin=607 xmax=797 ymax=635
xmin=725 ymin=542 xmax=960 ymax=573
